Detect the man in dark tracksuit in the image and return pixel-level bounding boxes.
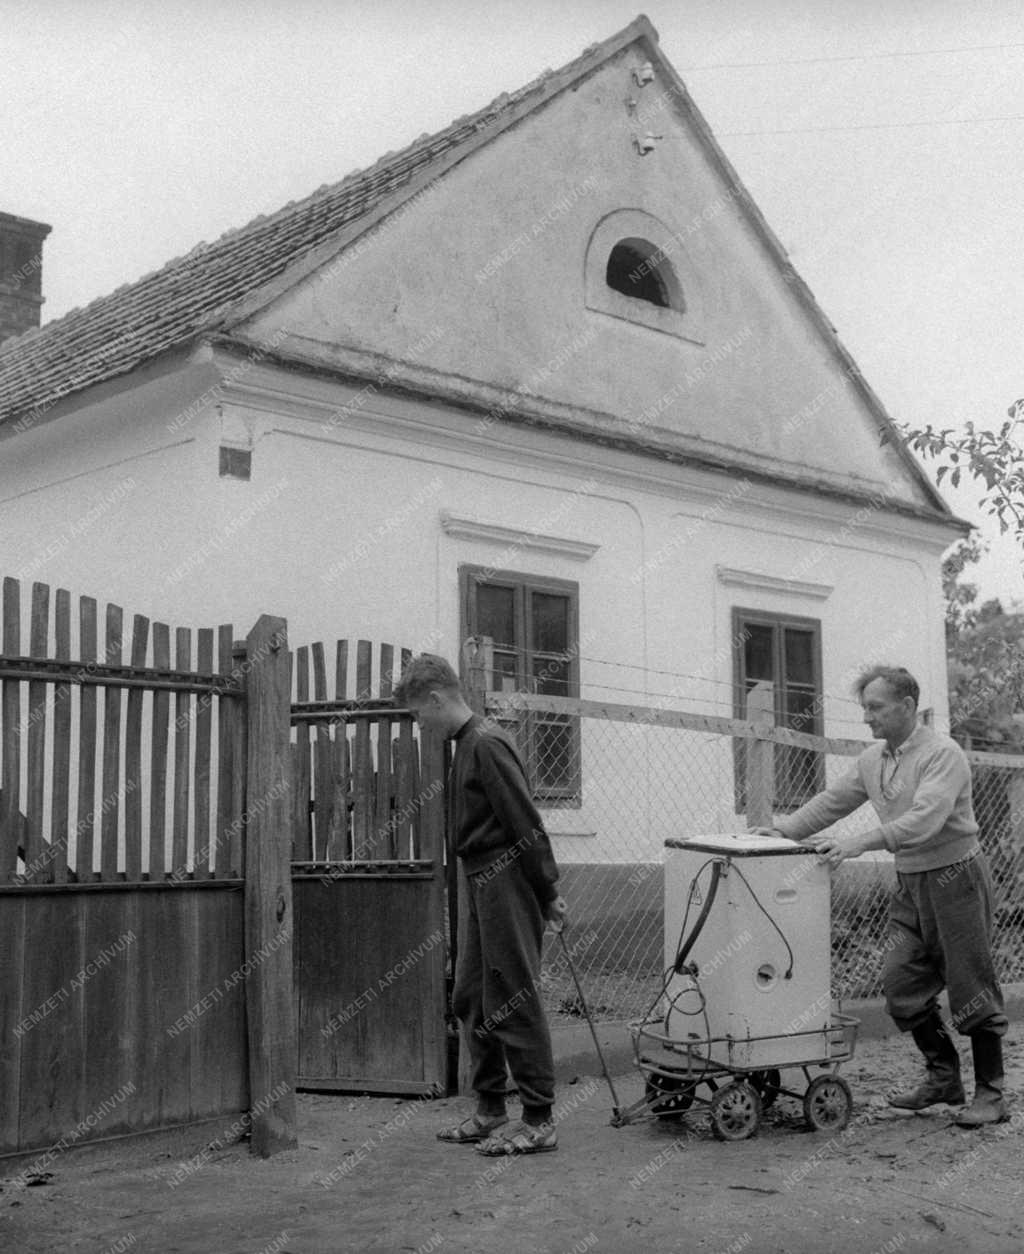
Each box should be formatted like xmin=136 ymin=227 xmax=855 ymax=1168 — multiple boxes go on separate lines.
xmin=758 ymin=665 xmax=1008 ymax=1127
xmin=395 ymin=653 xmax=566 ymax=1154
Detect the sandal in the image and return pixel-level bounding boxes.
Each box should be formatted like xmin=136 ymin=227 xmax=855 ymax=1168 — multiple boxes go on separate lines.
xmin=475 ymin=1119 xmax=557 ymax=1156
xmin=436 ymin=1113 xmax=508 ymax=1144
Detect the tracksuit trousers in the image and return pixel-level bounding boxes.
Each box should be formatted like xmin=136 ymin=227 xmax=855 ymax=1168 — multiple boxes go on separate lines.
xmin=452 ymin=857 xmax=555 ymax=1121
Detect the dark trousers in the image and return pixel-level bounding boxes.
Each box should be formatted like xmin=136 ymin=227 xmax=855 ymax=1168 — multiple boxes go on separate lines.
xmin=452 ymin=858 xmax=555 ymax=1116
xmin=883 ymin=852 xmax=1007 ymax=1036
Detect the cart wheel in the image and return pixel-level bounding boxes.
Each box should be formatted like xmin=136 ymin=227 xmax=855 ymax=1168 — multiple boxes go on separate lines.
xmin=645 ymin=1072 xmax=696 ymax=1120
xmin=750 ymin=1069 xmax=782 ymax=1110
xmin=709 ymin=1081 xmax=761 ymax=1141
xmin=803 ymin=1075 xmax=852 ymax=1133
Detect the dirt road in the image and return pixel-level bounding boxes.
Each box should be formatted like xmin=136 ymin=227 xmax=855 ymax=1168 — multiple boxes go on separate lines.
xmin=2 ymin=1034 xmax=1022 ymax=1254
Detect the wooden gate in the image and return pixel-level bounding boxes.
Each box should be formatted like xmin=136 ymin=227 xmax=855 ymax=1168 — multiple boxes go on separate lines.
xmin=290 ymin=640 xmax=448 ymax=1095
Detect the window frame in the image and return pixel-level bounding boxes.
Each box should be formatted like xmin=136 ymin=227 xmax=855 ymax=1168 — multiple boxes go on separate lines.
xmin=459 ymin=564 xmax=581 ymax=807
xmin=731 ymin=606 xmax=825 ymax=813
xmin=584 ymin=209 xmax=705 ymax=343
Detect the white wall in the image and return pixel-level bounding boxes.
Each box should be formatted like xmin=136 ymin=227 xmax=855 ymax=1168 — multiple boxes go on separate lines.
xmin=0 ymin=368 xmax=953 ymax=866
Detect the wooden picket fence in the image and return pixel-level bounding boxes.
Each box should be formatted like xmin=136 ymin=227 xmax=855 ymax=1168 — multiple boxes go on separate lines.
xmin=0 ymin=576 xmax=246 ymax=885
xmin=0 ymin=576 xmax=297 ymax=1159
xmin=291 ymin=639 xmax=433 ymax=863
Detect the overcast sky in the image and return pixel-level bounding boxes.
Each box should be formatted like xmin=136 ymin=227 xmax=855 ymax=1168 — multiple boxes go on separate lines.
xmin=4 ymin=0 xmax=1023 ymax=606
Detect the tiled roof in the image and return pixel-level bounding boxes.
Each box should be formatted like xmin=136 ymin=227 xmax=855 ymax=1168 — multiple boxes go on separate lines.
xmin=0 ymin=21 xmax=649 ymax=428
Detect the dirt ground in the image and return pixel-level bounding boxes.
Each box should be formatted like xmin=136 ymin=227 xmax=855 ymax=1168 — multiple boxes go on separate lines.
xmin=2 ymin=1033 xmax=1023 ymax=1254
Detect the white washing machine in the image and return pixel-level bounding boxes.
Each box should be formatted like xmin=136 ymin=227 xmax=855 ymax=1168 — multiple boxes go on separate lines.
xmin=663 ymin=833 xmax=833 ymax=1068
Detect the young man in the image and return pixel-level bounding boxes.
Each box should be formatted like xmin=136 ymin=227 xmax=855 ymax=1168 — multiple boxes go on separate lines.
xmin=756 ymin=665 xmax=1008 ymax=1127
xmin=394 ymin=653 xmax=567 ymax=1154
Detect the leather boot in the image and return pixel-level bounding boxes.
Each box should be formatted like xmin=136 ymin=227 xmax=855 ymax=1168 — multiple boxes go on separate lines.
xmin=955 ymin=1029 xmax=1008 ymax=1127
xmin=888 ymin=1015 xmax=965 ymax=1109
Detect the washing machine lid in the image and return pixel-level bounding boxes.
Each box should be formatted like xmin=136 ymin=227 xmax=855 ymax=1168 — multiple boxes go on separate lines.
xmin=665 ymin=833 xmax=814 ymax=856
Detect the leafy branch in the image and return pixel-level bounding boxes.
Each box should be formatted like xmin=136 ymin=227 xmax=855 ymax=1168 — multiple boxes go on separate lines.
xmin=888 ymin=398 xmax=1024 ymax=545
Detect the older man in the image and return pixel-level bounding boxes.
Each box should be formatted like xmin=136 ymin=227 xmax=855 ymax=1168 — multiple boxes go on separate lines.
xmin=756 ymin=665 xmax=1007 ymax=1127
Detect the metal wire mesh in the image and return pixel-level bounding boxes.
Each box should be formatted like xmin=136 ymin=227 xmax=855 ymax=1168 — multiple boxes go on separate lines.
xmin=499 ymin=702 xmax=1024 ymax=1021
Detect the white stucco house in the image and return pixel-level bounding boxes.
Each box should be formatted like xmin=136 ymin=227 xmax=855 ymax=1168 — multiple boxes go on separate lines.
xmin=0 ymin=17 xmax=966 ymax=867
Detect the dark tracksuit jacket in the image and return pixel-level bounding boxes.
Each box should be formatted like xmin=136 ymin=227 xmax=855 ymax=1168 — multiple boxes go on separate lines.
xmin=449 ymin=714 xmax=560 ymax=1113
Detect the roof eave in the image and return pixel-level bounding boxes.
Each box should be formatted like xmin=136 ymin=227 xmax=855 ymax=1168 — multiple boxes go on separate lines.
xmin=209 ymin=333 xmax=971 ymax=538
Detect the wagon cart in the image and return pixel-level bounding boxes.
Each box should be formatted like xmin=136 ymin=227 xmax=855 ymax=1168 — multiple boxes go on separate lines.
xmin=618 ymin=1009 xmax=860 ymax=1139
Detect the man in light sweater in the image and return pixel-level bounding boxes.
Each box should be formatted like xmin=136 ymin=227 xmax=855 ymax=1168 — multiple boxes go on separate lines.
xmin=757 ymin=665 xmax=1007 ymax=1127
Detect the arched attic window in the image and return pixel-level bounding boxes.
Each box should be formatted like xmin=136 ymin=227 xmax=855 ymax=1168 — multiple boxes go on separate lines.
xmin=585 ymin=213 xmax=703 ymax=342
xmin=605 ymin=239 xmax=684 ymax=310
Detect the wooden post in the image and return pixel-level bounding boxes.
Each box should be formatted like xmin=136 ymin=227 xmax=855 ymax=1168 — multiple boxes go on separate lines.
xmin=419 ymin=725 xmax=449 ymax=1095
xmin=243 ymin=614 xmax=298 ymax=1156
xmin=454 ymin=636 xmax=494 ymax=1095
xmin=745 ymin=681 xmax=775 ymax=829
xmin=462 ymin=634 xmax=491 ymax=719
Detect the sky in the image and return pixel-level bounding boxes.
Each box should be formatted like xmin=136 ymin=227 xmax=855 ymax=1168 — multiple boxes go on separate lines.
xmin=3 ymin=0 xmax=1023 ymax=607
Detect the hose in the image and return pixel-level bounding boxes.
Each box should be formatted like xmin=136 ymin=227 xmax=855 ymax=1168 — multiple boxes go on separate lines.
xmin=673 ymin=858 xmax=723 ymax=974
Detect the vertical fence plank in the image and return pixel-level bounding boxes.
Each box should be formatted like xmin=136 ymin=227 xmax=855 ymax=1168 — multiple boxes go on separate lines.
xmin=292 ymin=646 xmax=311 ymax=861
xmin=353 ymin=640 xmax=374 ymax=858
xmin=100 ymin=604 xmax=124 ymax=880
xmin=194 ymin=627 xmax=214 ymax=877
xmin=395 ymin=719 xmax=414 ymax=860
xmin=51 ymin=589 xmax=72 ymax=884
xmin=231 ymin=641 xmax=248 ymax=878
xmin=172 ymin=628 xmax=192 ymax=878
xmin=330 ymin=640 xmax=350 ymax=859
xmin=1 ymin=577 xmax=22 ymax=883
xmin=77 ymin=596 xmax=98 ymax=881
xmin=125 ymin=615 xmax=148 ymax=882
xmin=397 ymin=645 xmax=414 ymax=859
xmin=150 ymin=623 xmax=170 ymax=879
xmin=327 ymin=731 xmax=350 ymax=860
xmin=377 ymin=643 xmax=395 ymax=858
xmin=216 ymin=625 xmax=235 ymax=878
xmin=243 ymin=615 xmax=297 ymax=1156
xmin=311 ymin=642 xmax=331 ymax=862
xmin=335 ymin=641 xmax=349 ymax=704
xmin=24 ymin=582 xmax=49 ymax=882
xmin=0 ymin=895 xmax=26 ymax=1150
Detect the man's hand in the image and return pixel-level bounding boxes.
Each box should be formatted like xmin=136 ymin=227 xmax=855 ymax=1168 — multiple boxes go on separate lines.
xmin=544 ymin=895 xmax=567 ymax=932
xmin=808 ymin=829 xmax=877 ymax=866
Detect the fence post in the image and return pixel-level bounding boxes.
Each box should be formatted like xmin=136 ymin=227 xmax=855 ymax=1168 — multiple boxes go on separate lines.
xmin=463 ymin=634 xmax=492 ymax=719
xmin=452 ymin=636 xmax=494 ymax=1095
xmin=243 ymin=614 xmax=298 ymax=1156
xmin=745 ymin=681 xmax=775 ymax=829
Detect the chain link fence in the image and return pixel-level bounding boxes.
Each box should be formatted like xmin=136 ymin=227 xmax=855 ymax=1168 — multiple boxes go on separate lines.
xmin=489 ymin=694 xmax=1024 ymax=1023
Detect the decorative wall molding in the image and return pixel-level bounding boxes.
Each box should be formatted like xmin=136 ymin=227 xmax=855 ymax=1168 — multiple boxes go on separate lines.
xmin=715 ymin=564 xmax=833 ymax=600
xmin=440 ymin=511 xmax=599 ymax=561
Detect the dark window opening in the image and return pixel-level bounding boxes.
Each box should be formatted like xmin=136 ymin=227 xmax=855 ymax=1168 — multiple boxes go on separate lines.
xmin=606 ymin=241 xmax=672 ymax=308
xmin=461 ymin=566 xmax=581 ymax=806
xmin=219 ymin=446 xmax=252 ymax=480
xmin=732 ymin=608 xmax=825 ymax=812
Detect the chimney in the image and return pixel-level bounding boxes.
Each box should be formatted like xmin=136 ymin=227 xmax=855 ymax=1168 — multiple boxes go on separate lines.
xmin=0 ymin=212 xmax=52 ymax=347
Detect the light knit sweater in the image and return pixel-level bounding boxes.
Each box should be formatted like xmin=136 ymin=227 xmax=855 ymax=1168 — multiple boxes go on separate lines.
xmin=774 ymin=725 xmax=980 ymax=873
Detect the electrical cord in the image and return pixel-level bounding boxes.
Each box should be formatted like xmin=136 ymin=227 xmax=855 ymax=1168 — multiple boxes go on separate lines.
xmin=729 ymin=862 xmax=795 ymax=979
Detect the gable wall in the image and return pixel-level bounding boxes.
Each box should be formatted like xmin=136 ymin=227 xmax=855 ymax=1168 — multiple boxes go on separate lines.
xmin=245 ymin=44 xmax=932 ymax=510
